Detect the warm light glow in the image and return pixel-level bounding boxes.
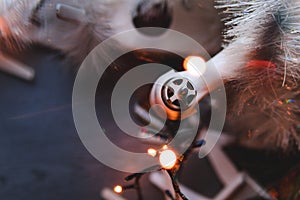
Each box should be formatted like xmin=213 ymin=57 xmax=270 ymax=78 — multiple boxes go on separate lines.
xmin=162 ymin=145 xmax=168 ymax=150
xmin=147 ymin=148 xmax=157 ymax=157
xmin=183 ymin=56 xmax=206 ymax=76
xmin=114 ymin=185 xmax=123 ymax=194
xmin=159 ymin=149 xmax=177 ymax=170
xmin=0 ymin=17 xmax=10 ymax=36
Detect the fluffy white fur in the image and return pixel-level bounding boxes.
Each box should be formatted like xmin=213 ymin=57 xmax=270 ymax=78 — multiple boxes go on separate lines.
xmin=216 ymin=0 xmax=300 ymax=151
xmin=0 ymin=0 xmax=116 ymax=63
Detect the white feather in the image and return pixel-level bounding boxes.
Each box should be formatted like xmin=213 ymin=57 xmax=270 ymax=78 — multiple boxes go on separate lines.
xmin=215 ymin=0 xmax=300 ymax=151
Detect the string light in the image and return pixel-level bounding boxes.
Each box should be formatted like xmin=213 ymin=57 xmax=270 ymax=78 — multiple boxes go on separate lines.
xmin=111 ymin=141 xmax=206 ymax=199
xmin=183 ymin=56 xmax=207 ymax=77
xmin=147 ymin=148 xmax=157 ymax=157
xmin=113 ymin=185 xmax=123 ymax=194
xmin=159 ymin=149 xmax=177 ymax=170
xmin=165 ymin=190 xmax=175 ymax=200
xmin=193 ymin=140 xmax=206 ymax=148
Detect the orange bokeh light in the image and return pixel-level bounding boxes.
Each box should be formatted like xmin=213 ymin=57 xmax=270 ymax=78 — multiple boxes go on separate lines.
xmin=114 ymin=185 xmax=123 ymax=194
xmin=183 ymin=56 xmax=206 ymax=76
xmin=159 ymin=149 xmax=177 ymax=170
xmin=147 ymin=148 xmax=157 ymax=157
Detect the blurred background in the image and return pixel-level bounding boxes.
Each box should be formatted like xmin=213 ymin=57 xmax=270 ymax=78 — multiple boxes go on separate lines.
xmin=0 ymin=0 xmax=299 ymax=200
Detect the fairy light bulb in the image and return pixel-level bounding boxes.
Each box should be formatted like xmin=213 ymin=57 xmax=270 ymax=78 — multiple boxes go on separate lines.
xmin=183 ymin=56 xmax=207 ymax=77
xmin=114 ymin=185 xmax=123 ymax=194
xmin=159 ymin=149 xmax=177 ymax=170
xmin=147 ymin=148 xmax=157 ymax=157
xmin=162 ymin=145 xmax=168 ymax=150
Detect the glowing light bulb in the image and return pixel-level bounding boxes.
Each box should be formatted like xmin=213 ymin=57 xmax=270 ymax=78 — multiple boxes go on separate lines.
xmin=159 ymin=149 xmax=177 ymax=170
xmin=147 ymin=148 xmax=157 ymax=157
xmin=114 ymin=185 xmax=123 ymax=194
xmin=183 ymin=56 xmax=206 ymax=76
